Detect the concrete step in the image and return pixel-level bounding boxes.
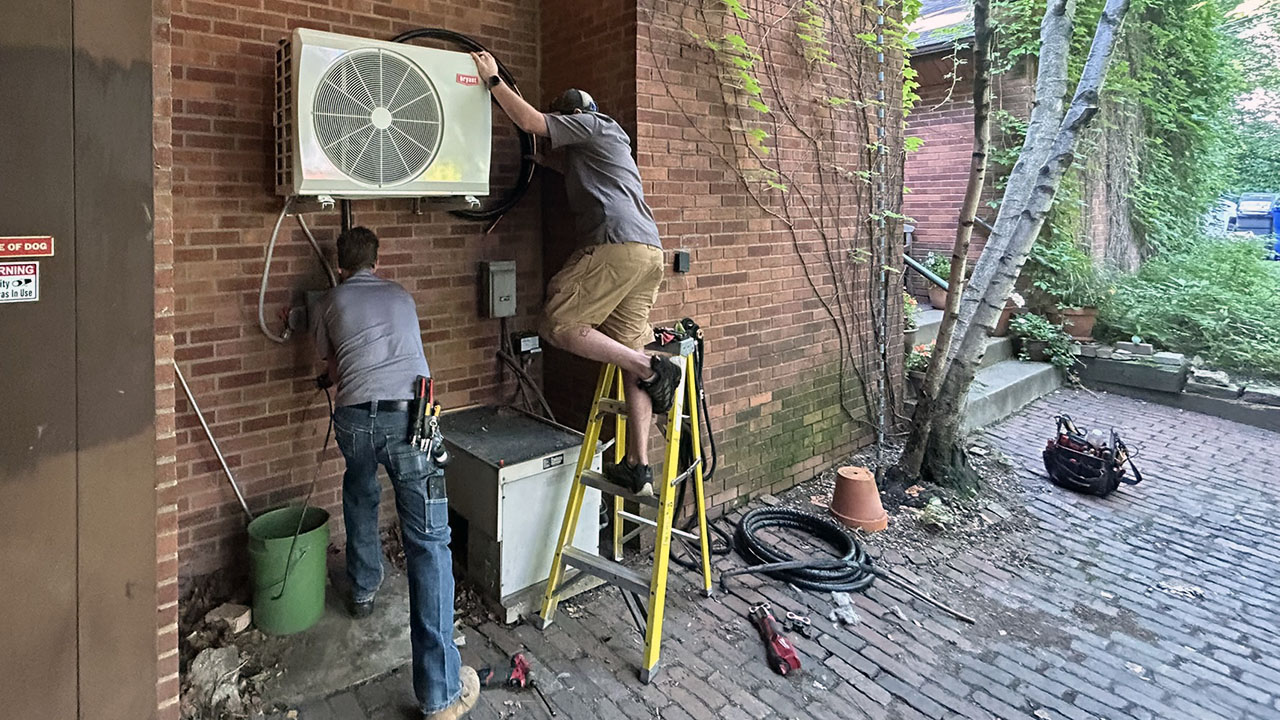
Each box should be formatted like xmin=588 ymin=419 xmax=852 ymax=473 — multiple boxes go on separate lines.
xmin=962 ymin=359 xmax=1062 ymax=432
xmin=980 ymin=336 xmax=1014 ymax=369
xmin=913 ymin=308 xmax=943 ymax=346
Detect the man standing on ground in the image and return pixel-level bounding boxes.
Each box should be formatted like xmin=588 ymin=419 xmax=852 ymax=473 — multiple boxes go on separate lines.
xmin=472 ymin=52 xmax=682 ymax=496
xmin=314 ymin=227 xmax=478 ymax=720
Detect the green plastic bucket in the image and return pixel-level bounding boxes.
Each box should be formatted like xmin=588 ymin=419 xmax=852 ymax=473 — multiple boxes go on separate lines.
xmin=247 ymin=505 xmax=330 ymax=635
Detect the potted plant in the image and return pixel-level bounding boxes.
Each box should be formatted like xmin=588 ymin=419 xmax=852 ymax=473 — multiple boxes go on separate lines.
xmin=903 ymin=292 xmax=920 ymax=350
xmin=1029 ymin=244 xmax=1111 ymax=341
xmin=1009 ymin=313 xmax=1076 ymax=370
xmin=923 ymin=252 xmax=952 ymax=308
xmin=906 ymin=342 xmax=933 ymax=390
xmin=993 ymin=292 xmax=1026 ymax=338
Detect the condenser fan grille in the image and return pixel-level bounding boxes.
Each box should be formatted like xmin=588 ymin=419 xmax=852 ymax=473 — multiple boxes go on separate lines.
xmin=313 ymin=48 xmax=443 ymax=187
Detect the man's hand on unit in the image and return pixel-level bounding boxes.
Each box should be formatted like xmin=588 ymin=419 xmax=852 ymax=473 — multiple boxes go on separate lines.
xmin=471 ymin=51 xmax=499 ymax=82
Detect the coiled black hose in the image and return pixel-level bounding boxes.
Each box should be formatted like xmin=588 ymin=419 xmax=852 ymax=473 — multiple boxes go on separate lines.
xmin=728 ymin=507 xmax=876 ymax=593
xmin=390 ymin=28 xmax=536 ymax=224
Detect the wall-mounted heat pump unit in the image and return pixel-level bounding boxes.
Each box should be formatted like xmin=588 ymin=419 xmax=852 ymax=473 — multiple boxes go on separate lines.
xmin=275 ymin=28 xmax=491 ymax=198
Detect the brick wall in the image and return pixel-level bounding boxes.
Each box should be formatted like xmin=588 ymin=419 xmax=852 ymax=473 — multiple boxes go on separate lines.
xmin=171 ymin=0 xmax=543 ymax=577
xmin=634 ymin=0 xmax=904 ymax=510
xmin=172 ymin=0 xmax=902 ymax=577
xmin=903 ymin=50 xmax=1034 ymax=295
xmin=154 ymin=0 xmax=180 ymax=715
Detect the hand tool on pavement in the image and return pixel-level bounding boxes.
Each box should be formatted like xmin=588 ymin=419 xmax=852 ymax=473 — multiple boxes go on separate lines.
xmin=478 ymin=653 xmax=556 ymax=716
xmin=749 ymin=603 xmax=801 ymax=676
xmin=785 ymin=611 xmax=814 ymax=638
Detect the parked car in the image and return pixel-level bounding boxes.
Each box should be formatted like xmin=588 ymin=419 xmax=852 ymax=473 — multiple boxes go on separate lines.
xmin=1235 ymin=192 xmax=1277 ymax=236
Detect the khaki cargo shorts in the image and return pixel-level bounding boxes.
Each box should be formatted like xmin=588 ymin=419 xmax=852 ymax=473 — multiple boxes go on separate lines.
xmin=540 ymin=242 xmax=665 ymax=350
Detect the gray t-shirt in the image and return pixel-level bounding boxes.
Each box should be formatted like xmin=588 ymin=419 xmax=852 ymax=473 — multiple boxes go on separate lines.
xmin=313 ymin=269 xmax=430 ymax=407
xmin=545 ymin=112 xmax=662 ymax=248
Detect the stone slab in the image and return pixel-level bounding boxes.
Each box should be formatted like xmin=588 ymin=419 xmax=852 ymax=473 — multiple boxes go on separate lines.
xmin=1185 ymin=381 xmax=1242 ymax=400
xmin=1079 ymin=357 xmax=1189 ymax=393
xmin=1241 ymin=386 xmax=1280 ymax=407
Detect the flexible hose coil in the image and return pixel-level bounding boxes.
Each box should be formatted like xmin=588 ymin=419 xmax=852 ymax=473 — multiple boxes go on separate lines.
xmin=733 ymin=507 xmax=876 ymax=592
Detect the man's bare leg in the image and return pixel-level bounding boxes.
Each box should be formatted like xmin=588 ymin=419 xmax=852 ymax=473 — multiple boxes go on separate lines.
xmin=548 ymin=325 xmax=660 ymax=485
xmin=550 ymin=325 xmax=652 ymax=379
xmin=621 ymin=371 xmax=652 ymax=466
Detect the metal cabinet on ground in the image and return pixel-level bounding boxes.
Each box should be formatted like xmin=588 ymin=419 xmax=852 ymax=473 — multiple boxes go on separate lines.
xmin=441 ymin=405 xmax=602 ymax=622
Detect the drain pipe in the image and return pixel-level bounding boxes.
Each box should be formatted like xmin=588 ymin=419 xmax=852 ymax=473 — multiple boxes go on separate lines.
xmin=174 ymin=361 xmax=254 ymax=521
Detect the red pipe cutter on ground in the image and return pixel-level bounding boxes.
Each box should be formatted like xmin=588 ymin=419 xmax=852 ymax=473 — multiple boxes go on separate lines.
xmin=749 ymin=603 xmax=802 ymax=675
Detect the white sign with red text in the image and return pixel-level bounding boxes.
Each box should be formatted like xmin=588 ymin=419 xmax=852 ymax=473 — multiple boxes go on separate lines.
xmin=0 ymin=262 xmax=39 ymax=303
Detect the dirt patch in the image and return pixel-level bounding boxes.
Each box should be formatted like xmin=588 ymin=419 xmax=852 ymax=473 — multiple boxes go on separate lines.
xmin=772 ymin=440 xmax=1037 ymax=570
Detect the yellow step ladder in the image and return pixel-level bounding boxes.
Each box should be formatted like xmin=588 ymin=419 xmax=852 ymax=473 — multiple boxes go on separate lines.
xmin=538 ymin=344 xmax=713 ymax=683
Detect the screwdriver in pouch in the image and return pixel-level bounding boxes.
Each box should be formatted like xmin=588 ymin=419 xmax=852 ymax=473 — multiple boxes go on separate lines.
xmin=409 ymin=375 xmax=428 ymax=448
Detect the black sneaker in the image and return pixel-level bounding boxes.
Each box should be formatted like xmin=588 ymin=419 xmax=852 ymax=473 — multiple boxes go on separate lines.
xmin=637 ymin=356 xmax=681 ymax=415
xmin=604 ymin=460 xmax=654 ymax=497
xmin=348 ymin=595 xmax=375 ymax=619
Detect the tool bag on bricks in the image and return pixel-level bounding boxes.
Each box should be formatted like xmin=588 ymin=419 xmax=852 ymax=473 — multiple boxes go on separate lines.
xmin=1043 ymin=414 xmax=1144 ymax=496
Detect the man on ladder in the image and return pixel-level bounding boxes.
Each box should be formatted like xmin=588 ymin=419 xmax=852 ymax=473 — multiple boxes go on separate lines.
xmin=474 ymin=53 xmax=713 ymax=684
xmin=472 ymin=51 xmax=682 ymax=494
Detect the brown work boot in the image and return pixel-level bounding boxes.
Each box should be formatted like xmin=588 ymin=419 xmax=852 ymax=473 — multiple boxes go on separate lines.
xmin=424 ymin=666 xmax=479 ymax=720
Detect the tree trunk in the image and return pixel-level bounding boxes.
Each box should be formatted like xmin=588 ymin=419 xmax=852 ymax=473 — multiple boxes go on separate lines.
xmin=897 ymin=0 xmax=993 ymax=481
xmin=949 ymin=0 xmax=1078 ymax=360
xmin=924 ymin=0 xmax=1133 ymax=485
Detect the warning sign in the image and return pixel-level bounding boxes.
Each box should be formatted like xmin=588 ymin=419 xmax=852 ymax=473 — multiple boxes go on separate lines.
xmin=0 ymin=236 xmax=54 ymax=258
xmin=0 ymin=262 xmax=39 ymax=303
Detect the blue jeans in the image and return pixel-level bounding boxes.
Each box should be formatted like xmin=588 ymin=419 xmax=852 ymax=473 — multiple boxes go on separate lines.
xmin=333 ymin=404 xmax=462 ymax=714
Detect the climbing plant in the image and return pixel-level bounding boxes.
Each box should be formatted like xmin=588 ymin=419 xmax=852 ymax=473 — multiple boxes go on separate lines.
xmin=643 ymin=0 xmax=919 ymax=433
xmin=988 ymin=0 xmax=1241 ymax=258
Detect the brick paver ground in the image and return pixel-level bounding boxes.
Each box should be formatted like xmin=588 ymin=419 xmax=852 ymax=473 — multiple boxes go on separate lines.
xmin=273 ymin=389 xmax=1280 ymax=719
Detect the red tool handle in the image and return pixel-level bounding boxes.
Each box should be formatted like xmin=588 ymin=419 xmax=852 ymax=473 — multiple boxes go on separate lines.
xmin=750 ymin=606 xmax=801 ymax=675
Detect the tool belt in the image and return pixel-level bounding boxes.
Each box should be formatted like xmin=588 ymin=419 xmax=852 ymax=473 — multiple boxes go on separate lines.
xmin=1043 ymin=414 xmax=1143 ymax=497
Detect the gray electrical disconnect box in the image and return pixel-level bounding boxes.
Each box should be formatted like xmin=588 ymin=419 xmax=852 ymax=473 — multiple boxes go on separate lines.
xmin=480 ymin=260 xmax=517 ymax=318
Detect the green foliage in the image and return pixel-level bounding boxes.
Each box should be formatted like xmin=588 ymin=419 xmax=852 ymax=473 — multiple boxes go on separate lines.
xmin=989 ymin=0 xmax=1240 ymax=257
xmin=1098 ymin=237 xmax=1280 ymax=378
xmin=1009 ymin=313 xmax=1077 ymax=370
xmin=1027 ymin=236 xmax=1113 ymax=309
xmin=923 ymin=251 xmax=951 ymax=278
xmin=904 ymin=292 xmax=920 ymax=330
xmin=1228 ymin=112 xmax=1280 ymax=193
xmin=1126 ymin=0 xmax=1242 ymax=254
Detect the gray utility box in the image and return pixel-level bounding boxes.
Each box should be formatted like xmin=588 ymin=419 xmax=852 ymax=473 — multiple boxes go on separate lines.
xmin=441 ymin=405 xmax=601 ymax=622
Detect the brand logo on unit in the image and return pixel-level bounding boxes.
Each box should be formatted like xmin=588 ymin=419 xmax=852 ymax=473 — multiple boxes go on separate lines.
xmin=456 ymin=74 xmax=480 ymax=86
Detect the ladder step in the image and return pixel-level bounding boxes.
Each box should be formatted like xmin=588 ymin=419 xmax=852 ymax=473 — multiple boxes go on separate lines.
xmin=580 ymin=470 xmax=660 ymax=508
xmin=616 ymin=510 xmax=701 ymax=541
xmin=597 ymin=398 xmax=627 ymax=417
xmin=561 ymin=546 xmax=650 ymax=598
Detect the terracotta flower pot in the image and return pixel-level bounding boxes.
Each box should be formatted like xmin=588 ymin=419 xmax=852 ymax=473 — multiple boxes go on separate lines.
xmin=1057 ymin=306 xmax=1098 ymax=341
xmin=927 ymin=286 xmax=948 ymax=309
xmin=993 ymin=302 xmax=1019 ymax=338
xmin=831 ymin=466 xmax=888 ymax=533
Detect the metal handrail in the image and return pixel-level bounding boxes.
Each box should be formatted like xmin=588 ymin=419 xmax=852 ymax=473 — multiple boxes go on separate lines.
xmin=904 ymin=254 xmax=949 ymax=290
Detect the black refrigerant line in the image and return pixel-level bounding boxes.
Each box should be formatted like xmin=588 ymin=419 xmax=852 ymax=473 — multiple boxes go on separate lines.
xmin=392 ymin=28 xmax=537 ymax=228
